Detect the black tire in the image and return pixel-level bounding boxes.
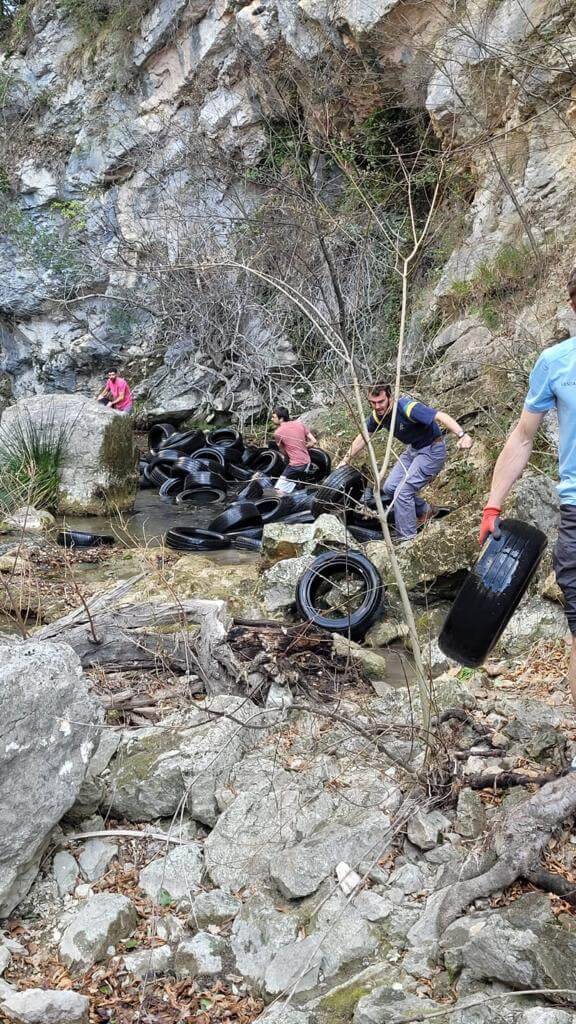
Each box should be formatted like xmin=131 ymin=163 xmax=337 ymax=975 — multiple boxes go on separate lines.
xmin=176 ymin=486 xmax=227 ymax=505
xmin=206 ymin=427 xmax=243 ymax=455
xmin=289 ymin=489 xmax=315 ymax=512
xmin=240 ymin=445 xmax=262 ymax=466
xmin=438 ymin=518 xmax=547 ymax=668
xmin=230 ymin=535 xmax=262 ymax=551
xmin=253 ymin=473 xmax=275 ymax=489
xmin=250 ymin=449 xmax=287 ymax=478
xmin=57 ymin=530 xmax=115 ymax=549
xmin=144 ymin=463 xmax=171 ymax=487
xmin=208 ymin=502 xmax=263 ymax=534
xmin=227 ymin=526 xmax=264 ymax=540
xmin=158 ymin=429 xmax=205 ymax=455
xmin=165 ymin=527 xmax=230 ymax=552
xmin=150 ymin=449 xmax=182 ymax=469
xmin=308 ymin=448 xmax=331 ymax=480
xmin=182 ymin=470 xmax=227 ymax=492
xmin=296 ymin=550 xmax=385 ymax=640
xmin=190 ymin=446 xmax=228 ymax=470
xmin=348 ymin=525 xmax=384 ymax=543
xmin=148 ymin=422 xmax=176 ymax=454
xmin=238 ymin=480 xmax=264 ymax=501
xmin=281 ymin=511 xmax=316 ymax=525
xmin=159 ymin=477 xmax=185 ymax=502
xmin=227 ymin=462 xmax=254 ymax=482
xmin=171 ymin=456 xmax=216 ymax=478
xmin=311 ymin=467 xmax=365 ymax=517
xmin=255 ymin=495 xmax=295 ymax=524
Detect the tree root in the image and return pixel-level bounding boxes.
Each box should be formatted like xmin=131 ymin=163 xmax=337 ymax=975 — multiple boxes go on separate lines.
xmin=409 ymin=774 xmax=576 ymax=945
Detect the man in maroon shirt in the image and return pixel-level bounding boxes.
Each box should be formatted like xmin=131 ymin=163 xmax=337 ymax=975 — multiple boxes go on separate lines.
xmin=272 ymin=406 xmax=318 ymax=492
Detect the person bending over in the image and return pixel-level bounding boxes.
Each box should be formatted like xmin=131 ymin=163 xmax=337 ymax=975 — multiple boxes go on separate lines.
xmin=271 ymin=406 xmax=318 ymax=494
xmin=338 ymin=383 xmax=472 ymax=541
xmin=96 ymin=370 xmax=133 ymax=414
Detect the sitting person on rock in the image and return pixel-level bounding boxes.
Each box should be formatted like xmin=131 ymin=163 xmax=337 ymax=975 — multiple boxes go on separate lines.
xmin=271 ymin=406 xmax=318 ymax=494
xmin=338 ymin=382 xmax=473 ymax=541
xmin=96 ymin=369 xmax=133 ymax=414
xmin=480 ymin=267 xmax=576 ymax=710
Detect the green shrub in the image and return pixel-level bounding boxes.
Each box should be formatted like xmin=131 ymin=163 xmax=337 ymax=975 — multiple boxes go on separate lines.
xmin=0 ymin=412 xmax=69 ymax=512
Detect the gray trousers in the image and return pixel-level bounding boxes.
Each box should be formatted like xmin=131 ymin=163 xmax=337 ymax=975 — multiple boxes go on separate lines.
xmin=381 ymin=440 xmax=447 ymax=540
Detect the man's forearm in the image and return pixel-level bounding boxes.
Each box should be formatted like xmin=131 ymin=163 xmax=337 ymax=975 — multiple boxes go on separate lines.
xmin=435 ymin=411 xmax=466 ymax=436
xmin=488 ymin=427 xmax=534 ymax=507
xmin=342 ymin=433 xmax=367 ymax=463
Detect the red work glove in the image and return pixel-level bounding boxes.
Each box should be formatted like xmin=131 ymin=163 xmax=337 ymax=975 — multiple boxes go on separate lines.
xmin=479 ymin=505 xmax=502 ymax=545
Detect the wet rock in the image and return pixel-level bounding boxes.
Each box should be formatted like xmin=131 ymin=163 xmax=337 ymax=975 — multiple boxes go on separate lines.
xmin=138 ymin=845 xmax=203 ymax=903
xmin=60 ymin=893 xmax=138 ymax=970
xmin=0 ymin=987 xmax=90 ymax=1023
xmin=174 ymin=932 xmax=228 ymax=978
xmin=77 ymin=839 xmax=117 ymax=882
xmin=107 ymin=696 xmax=260 ymax=825
xmin=1 ymin=396 xmax=137 ymax=514
xmin=331 ymin=636 xmax=388 ymax=680
xmin=0 ymin=640 xmax=102 ymax=916
xmin=52 ymin=851 xmax=79 ymax=897
xmin=123 ymin=945 xmax=173 ymax=980
xmin=190 ymin=889 xmax=241 ymax=928
xmin=365 ymin=619 xmax=410 ymax=647
xmin=230 ymin=892 xmax=298 ymax=992
xmin=406 ymin=809 xmax=452 ymax=851
xmin=455 ymin=789 xmax=486 ymax=839
xmin=440 ymin=893 xmax=576 ymax=999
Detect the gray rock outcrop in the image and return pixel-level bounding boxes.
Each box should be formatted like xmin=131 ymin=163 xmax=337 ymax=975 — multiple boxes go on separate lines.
xmin=59 ymin=893 xmax=138 ymax=970
xmin=0 ymin=640 xmax=102 ymax=917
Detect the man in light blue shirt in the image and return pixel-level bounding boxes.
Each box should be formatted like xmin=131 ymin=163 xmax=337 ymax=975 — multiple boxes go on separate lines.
xmin=480 ymin=269 xmax=576 ymax=706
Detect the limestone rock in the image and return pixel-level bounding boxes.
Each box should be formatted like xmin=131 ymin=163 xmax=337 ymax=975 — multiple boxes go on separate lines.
xmin=440 ymin=893 xmax=576 ymax=998
xmin=353 ymin=988 xmax=448 ymax=1024
xmin=60 ymin=893 xmax=138 ymax=970
xmin=406 ymin=809 xmax=452 ymax=851
xmin=455 ymin=789 xmax=486 ymax=839
xmin=1 ymin=396 xmax=136 ymax=514
xmin=0 ymin=641 xmax=102 ymax=916
xmin=367 ymin=508 xmax=478 ymax=591
xmin=510 ymin=473 xmax=560 ymax=535
xmin=331 ymin=636 xmax=388 ymax=680
xmin=107 ymin=696 xmax=260 ymax=825
xmin=261 ymin=514 xmax=355 ymax=562
xmin=174 ymin=932 xmax=228 ymax=978
xmin=498 ymin=596 xmax=567 ymax=656
xmin=52 ymin=851 xmax=79 ymax=897
xmin=260 ymin=554 xmax=315 ymax=613
xmin=190 ymin=889 xmax=241 ymax=928
xmin=0 ymin=988 xmax=90 ymax=1023
xmin=123 ymin=945 xmax=173 ymax=980
xmin=365 ymin=619 xmax=410 ymax=647
xmin=230 ymin=892 xmax=298 ymax=992
xmin=77 ymin=839 xmax=117 ymax=882
xmin=4 ymin=507 xmax=55 ymax=533
xmin=253 ymin=1005 xmax=314 ymax=1024
xmin=138 ymin=845 xmax=204 ymax=903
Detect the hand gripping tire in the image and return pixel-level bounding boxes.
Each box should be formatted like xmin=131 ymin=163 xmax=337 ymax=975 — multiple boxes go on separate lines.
xmin=296 ymin=550 xmax=385 ymax=640
xmin=438 ymin=518 xmax=547 ymax=668
xmin=238 ymin=479 xmax=264 ymax=501
xmin=208 ymin=501 xmax=263 ymax=534
xmin=255 ymin=495 xmax=295 ymax=524
xmin=165 ymin=527 xmax=230 ymax=552
xmin=176 ymin=486 xmax=227 ymax=505
xmin=57 ymin=530 xmax=115 ymax=549
xmin=311 ymin=467 xmax=365 ymax=517
xmin=308 ymin=448 xmax=331 ymax=480
xmin=148 ymin=422 xmax=176 ymax=454
xmin=250 ymin=449 xmax=286 ymax=478
xmin=158 ymin=429 xmax=205 ymax=455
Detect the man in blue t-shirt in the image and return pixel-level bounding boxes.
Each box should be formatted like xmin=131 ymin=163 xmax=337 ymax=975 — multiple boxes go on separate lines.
xmin=480 ymin=269 xmax=576 ymax=707
xmin=338 ymin=382 xmax=473 ymax=540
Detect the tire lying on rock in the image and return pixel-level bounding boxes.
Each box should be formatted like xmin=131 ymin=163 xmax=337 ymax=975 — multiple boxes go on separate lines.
xmin=311 ymin=467 xmax=365 ymax=517
xmin=296 ymin=550 xmax=386 ymax=640
xmin=165 ymin=527 xmax=230 ymax=552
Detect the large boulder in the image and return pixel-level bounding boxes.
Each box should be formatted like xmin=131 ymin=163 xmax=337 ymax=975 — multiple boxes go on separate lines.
xmin=107 ymin=696 xmax=261 ymax=825
xmin=366 ymin=508 xmax=478 ymax=591
xmin=1 ymin=395 xmax=137 ymax=514
xmin=0 ymin=640 xmax=103 ymax=917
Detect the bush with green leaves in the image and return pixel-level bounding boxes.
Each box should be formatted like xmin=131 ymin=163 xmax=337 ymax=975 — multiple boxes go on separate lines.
xmin=0 ymin=411 xmax=69 ymax=512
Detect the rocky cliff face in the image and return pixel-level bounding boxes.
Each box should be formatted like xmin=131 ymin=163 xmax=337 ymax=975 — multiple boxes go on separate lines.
xmin=0 ymin=0 xmax=575 ymax=421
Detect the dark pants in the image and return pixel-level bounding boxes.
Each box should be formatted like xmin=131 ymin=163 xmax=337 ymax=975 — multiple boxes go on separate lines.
xmin=553 ymin=505 xmax=576 ymax=634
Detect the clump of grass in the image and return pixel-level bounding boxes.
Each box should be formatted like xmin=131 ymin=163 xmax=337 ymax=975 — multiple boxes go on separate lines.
xmin=0 ymin=412 xmax=69 ymax=513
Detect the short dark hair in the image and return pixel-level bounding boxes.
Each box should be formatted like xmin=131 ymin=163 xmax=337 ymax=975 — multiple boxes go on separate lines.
xmin=273 ymin=405 xmax=290 ymax=421
xmin=108 ymin=368 xmax=118 ymax=375
xmin=568 ymin=269 xmax=576 ymax=301
xmin=367 ymin=383 xmax=391 ymax=399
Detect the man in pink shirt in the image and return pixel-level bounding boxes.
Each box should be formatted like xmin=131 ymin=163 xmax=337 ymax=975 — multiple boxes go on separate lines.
xmin=272 ymin=406 xmax=317 ymax=492
xmin=96 ymin=370 xmax=133 ymax=414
